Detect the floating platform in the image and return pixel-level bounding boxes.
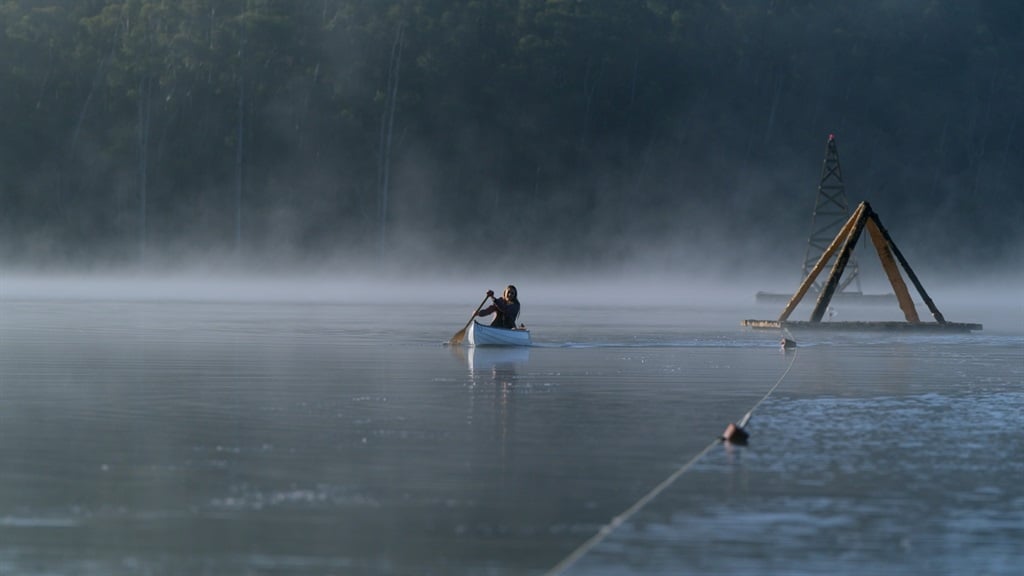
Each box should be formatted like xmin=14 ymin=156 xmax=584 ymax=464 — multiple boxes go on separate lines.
xmin=755 ymin=291 xmax=897 ymax=306
xmin=744 ymin=202 xmax=982 ymax=334
xmin=742 ymin=319 xmax=983 ymax=333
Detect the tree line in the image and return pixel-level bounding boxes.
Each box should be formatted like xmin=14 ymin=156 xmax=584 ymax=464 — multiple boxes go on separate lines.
xmin=1 ymin=1 xmax=1021 ymax=271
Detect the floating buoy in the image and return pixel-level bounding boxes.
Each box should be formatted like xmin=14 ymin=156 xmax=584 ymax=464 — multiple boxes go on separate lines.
xmin=721 ymin=422 xmax=749 ymax=445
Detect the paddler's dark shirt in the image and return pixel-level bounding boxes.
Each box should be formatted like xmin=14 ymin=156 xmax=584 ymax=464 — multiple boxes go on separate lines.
xmin=478 ymin=298 xmax=520 ymax=329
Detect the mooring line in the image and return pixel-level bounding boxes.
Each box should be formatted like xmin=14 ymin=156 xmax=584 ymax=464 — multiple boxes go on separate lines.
xmin=545 ymin=346 xmax=799 ymax=576
xmin=738 ymin=343 xmax=798 ymax=428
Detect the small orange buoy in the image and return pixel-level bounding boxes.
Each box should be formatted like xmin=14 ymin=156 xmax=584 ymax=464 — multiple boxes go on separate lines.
xmin=721 ymin=422 xmax=749 ymax=445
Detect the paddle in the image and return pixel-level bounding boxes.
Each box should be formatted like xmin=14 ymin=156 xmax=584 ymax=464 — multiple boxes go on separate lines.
xmin=448 ymin=294 xmax=491 ymax=346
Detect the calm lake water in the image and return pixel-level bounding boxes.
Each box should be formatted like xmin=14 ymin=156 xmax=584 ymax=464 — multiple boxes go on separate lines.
xmin=1 ymin=283 xmax=1021 ymax=575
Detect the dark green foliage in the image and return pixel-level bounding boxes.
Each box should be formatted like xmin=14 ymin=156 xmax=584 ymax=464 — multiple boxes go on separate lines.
xmin=0 ymin=0 xmax=1020 ymax=270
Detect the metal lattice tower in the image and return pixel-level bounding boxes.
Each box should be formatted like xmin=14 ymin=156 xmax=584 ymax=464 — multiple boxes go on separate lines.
xmin=801 ymin=134 xmax=862 ymax=294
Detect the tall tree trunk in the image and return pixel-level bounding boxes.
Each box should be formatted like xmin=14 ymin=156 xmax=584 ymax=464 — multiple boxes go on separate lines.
xmin=235 ymin=3 xmax=248 ymax=257
xmin=579 ymin=57 xmax=601 ymax=155
xmin=138 ymin=75 xmax=152 ymax=264
xmin=378 ymin=22 xmax=404 ymax=253
xmin=763 ymin=67 xmax=783 ymax=146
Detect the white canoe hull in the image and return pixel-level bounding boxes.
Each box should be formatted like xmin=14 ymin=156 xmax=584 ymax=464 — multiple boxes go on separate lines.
xmin=467 ymin=321 xmax=532 ymax=347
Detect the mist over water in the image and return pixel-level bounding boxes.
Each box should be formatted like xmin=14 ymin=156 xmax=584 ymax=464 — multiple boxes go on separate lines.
xmin=0 ymin=267 xmax=1020 ymax=333
xmin=0 ymin=269 xmax=1021 ymax=574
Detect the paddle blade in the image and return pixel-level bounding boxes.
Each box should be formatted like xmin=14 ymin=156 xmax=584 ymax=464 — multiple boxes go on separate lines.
xmin=449 ymin=295 xmax=490 ymax=347
xmin=448 ymin=327 xmax=467 ymax=347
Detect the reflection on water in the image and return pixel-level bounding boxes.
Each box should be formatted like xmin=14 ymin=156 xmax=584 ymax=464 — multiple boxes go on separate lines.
xmin=451 ymin=345 xmax=532 ymax=486
xmin=466 ymin=347 xmax=527 ymax=417
xmin=467 ymin=346 xmax=531 ymax=376
xmin=0 ymin=300 xmax=1021 ymax=575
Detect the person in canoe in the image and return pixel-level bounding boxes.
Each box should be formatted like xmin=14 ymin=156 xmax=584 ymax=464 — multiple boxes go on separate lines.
xmin=477 ymin=285 xmax=521 ymax=329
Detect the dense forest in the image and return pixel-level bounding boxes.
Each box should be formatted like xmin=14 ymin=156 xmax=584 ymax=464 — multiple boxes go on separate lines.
xmin=1 ymin=1 xmax=1022 ymax=275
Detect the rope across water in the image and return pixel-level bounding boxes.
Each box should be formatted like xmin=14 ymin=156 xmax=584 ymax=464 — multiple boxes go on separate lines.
xmin=545 ymin=346 xmax=800 ymax=575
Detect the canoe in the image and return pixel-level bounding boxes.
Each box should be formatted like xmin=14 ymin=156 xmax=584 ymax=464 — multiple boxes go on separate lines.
xmin=467 ymin=321 xmax=532 ymax=347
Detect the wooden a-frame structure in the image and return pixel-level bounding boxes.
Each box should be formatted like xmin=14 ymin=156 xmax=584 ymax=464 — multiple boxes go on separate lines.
xmin=743 ymin=201 xmax=982 ymax=332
